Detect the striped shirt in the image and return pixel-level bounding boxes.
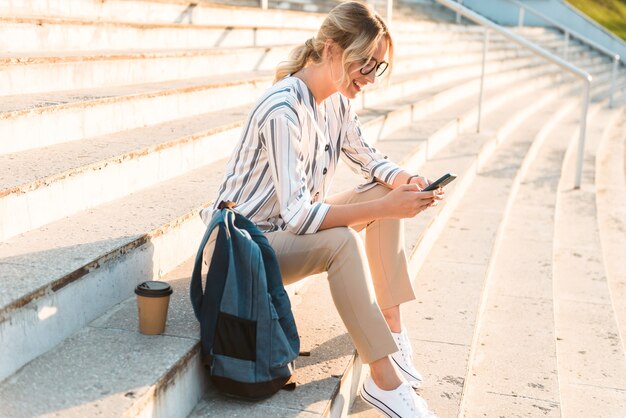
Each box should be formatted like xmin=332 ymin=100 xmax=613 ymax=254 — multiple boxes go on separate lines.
xmin=202 ymin=76 xmax=401 ymax=235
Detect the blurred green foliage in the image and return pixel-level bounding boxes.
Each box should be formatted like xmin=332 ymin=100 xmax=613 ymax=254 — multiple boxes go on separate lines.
xmin=567 ymin=0 xmax=626 ymax=40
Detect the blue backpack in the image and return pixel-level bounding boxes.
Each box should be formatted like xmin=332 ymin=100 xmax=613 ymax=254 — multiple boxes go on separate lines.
xmin=190 ymin=203 xmax=300 ymax=399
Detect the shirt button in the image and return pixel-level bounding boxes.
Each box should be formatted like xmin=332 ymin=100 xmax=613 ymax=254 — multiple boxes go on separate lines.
xmin=325 ymin=144 xmax=330 ymax=151
xmin=323 ymin=168 xmax=328 ymax=175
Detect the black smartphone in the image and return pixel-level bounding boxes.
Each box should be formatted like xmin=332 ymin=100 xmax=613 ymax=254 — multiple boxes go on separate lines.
xmin=422 ymin=173 xmax=457 ymax=192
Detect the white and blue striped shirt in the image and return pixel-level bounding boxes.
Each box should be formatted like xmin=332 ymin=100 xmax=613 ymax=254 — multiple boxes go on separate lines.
xmin=203 ymin=76 xmax=401 ymax=234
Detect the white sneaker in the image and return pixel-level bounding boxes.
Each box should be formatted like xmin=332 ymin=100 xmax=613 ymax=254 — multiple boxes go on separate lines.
xmin=391 ymin=328 xmax=423 ymax=388
xmin=360 ymin=375 xmax=437 ymax=418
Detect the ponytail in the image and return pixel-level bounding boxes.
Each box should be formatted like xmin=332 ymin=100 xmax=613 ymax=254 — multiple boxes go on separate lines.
xmin=274 ymin=37 xmax=322 ymax=83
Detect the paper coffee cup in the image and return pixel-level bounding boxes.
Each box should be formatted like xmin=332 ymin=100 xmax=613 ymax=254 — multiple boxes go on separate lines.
xmin=135 ymin=281 xmax=173 ymax=335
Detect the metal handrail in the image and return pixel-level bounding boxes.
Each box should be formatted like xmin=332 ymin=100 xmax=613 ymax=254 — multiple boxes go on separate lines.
xmin=436 ymin=0 xmax=592 ymax=189
xmin=506 ymin=0 xmax=620 ymax=108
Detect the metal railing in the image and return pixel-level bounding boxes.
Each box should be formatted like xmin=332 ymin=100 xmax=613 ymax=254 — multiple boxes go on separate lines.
xmin=437 ymin=0 xmax=592 ymax=189
xmin=506 ymin=0 xmax=620 ymax=108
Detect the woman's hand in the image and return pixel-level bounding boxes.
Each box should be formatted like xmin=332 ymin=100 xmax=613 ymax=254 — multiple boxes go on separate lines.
xmin=380 ymin=184 xmax=444 ymax=219
xmin=406 ymin=175 xmax=431 ymax=191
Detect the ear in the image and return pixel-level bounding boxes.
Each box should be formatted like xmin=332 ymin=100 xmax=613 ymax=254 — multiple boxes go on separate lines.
xmin=323 ymin=40 xmax=338 ymax=60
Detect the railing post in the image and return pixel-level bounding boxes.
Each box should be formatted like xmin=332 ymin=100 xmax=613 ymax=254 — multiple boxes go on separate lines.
xmin=387 ymin=0 xmax=393 ymax=24
xmin=456 ymin=0 xmax=463 ymax=24
xmin=518 ymin=7 xmax=525 ymax=27
xmin=609 ymin=56 xmax=619 ymax=108
xmin=477 ymin=28 xmax=489 ymax=133
xmin=574 ymin=80 xmax=591 ymax=189
xmin=563 ymin=31 xmax=570 ymax=61
xmin=260 ymin=0 xmax=268 ymax=9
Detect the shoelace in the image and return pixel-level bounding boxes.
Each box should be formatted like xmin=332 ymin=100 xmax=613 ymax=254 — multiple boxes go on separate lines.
xmin=402 ymin=332 xmax=414 ymax=360
xmin=399 ymin=387 xmax=416 ymax=413
xmin=396 ymin=335 xmax=413 ymax=365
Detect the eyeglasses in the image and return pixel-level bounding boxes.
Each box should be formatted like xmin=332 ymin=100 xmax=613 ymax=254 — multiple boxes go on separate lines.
xmin=359 ymin=58 xmax=389 ymax=77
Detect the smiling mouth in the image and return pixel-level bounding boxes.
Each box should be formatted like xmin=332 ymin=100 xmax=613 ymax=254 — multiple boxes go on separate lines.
xmin=352 ymin=79 xmax=364 ymax=92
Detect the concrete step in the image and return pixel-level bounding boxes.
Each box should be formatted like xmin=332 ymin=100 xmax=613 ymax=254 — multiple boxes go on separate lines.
xmin=596 ymin=108 xmax=626 ymax=355
xmin=0 ymin=0 xmax=325 ymax=29
xmin=0 ymin=45 xmax=288 ymax=97
xmin=554 ymin=105 xmax=626 ymax=416
xmin=0 ymin=16 xmax=315 ymax=53
xmin=457 ymin=96 xmax=595 ymax=417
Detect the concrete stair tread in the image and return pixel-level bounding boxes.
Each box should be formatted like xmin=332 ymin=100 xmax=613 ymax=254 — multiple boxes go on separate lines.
xmin=0 ymin=37 xmax=510 ymax=65
xmin=391 ymin=91 xmax=577 ymax=418
xmin=0 ymin=45 xmax=297 ymax=62
xmin=596 ymin=108 xmax=626 ymax=356
xmin=458 ymin=102 xmax=589 ymax=418
xmin=0 ymin=14 xmax=318 ymax=32
xmin=554 ymin=105 xmax=626 ymax=416
xmin=0 ymin=70 xmax=271 ymax=115
xmin=0 ymin=0 xmax=325 ymax=29
xmin=0 ymin=104 xmax=249 ymax=194
xmin=0 ymin=318 xmax=200 ymax=418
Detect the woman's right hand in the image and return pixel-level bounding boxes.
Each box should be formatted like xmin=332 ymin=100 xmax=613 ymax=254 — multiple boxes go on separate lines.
xmin=380 ymin=183 xmax=441 ymax=219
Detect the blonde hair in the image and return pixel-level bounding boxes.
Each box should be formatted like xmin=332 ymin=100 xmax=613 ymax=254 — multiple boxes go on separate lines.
xmin=274 ymin=1 xmax=394 ymax=86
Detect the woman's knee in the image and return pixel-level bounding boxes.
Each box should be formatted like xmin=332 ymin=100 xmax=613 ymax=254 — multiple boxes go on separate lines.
xmin=332 ymin=226 xmax=362 ymax=249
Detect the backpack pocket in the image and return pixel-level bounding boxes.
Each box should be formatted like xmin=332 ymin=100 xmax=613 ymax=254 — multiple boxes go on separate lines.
xmin=268 ymin=297 xmax=298 ymax=368
xmin=214 ymin=311 xmax=257 ymax=361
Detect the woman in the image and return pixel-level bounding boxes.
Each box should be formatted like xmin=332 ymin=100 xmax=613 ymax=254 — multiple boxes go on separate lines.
xmin=205 ymin=2 xmax=442 ymax=416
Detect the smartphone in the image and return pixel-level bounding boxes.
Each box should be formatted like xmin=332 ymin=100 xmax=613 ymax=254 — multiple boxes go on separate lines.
xmin=422 ymin=173 xmax=457 ymax=192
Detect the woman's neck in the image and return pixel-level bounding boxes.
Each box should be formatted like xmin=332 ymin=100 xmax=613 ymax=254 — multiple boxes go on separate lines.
xmin=294 ymin=64 xmax=337 ymax=105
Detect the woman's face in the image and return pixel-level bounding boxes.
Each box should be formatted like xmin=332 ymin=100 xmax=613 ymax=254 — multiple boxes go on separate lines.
xmin=332 ymin=36 xmax=389 ymax=100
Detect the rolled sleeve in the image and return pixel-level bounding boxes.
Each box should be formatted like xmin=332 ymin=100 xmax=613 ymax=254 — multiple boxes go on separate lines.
xmin=263 ymin=113 xmax=330 ymax=234
xmin=341 ymin=103 xmax=402 ymax=187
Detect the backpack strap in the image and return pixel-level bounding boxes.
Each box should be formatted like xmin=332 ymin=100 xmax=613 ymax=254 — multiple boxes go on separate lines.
xmin=190 ymin=207 xmax=237 ymax=361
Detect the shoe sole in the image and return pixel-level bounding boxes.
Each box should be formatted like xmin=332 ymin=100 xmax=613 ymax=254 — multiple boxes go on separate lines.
xmin=360 ymin=385 xmax=403 ymax=418
xmin=391 ymin=356 xmax=423 ymax=388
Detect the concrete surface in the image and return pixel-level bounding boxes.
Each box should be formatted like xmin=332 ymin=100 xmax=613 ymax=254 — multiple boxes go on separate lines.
xmin=553 ymin=104 xmax=626 ymax=417
xmin=458 ymin=105 xmax=586 ymax=418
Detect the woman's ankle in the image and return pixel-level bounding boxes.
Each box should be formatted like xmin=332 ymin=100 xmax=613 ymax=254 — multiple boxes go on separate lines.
xmin=369 ymin=356 xmax=403 ymax=391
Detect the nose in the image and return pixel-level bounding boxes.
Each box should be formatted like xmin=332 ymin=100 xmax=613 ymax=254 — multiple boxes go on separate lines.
xmin=365 ymin=69 xmax=376 ymax=84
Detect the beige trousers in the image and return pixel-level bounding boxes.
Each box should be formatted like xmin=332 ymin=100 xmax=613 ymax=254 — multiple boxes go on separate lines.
xmin=266 ymin=184 xmax=416 ymax=364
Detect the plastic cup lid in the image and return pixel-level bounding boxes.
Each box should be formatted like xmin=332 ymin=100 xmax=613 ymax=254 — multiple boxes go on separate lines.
xmin=135 ymin=281 xmax=173 ymax=297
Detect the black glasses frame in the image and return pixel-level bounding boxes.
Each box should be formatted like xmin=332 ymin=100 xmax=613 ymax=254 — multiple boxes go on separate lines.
xmin=359 ymin=58 xmax=389 ymax=77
